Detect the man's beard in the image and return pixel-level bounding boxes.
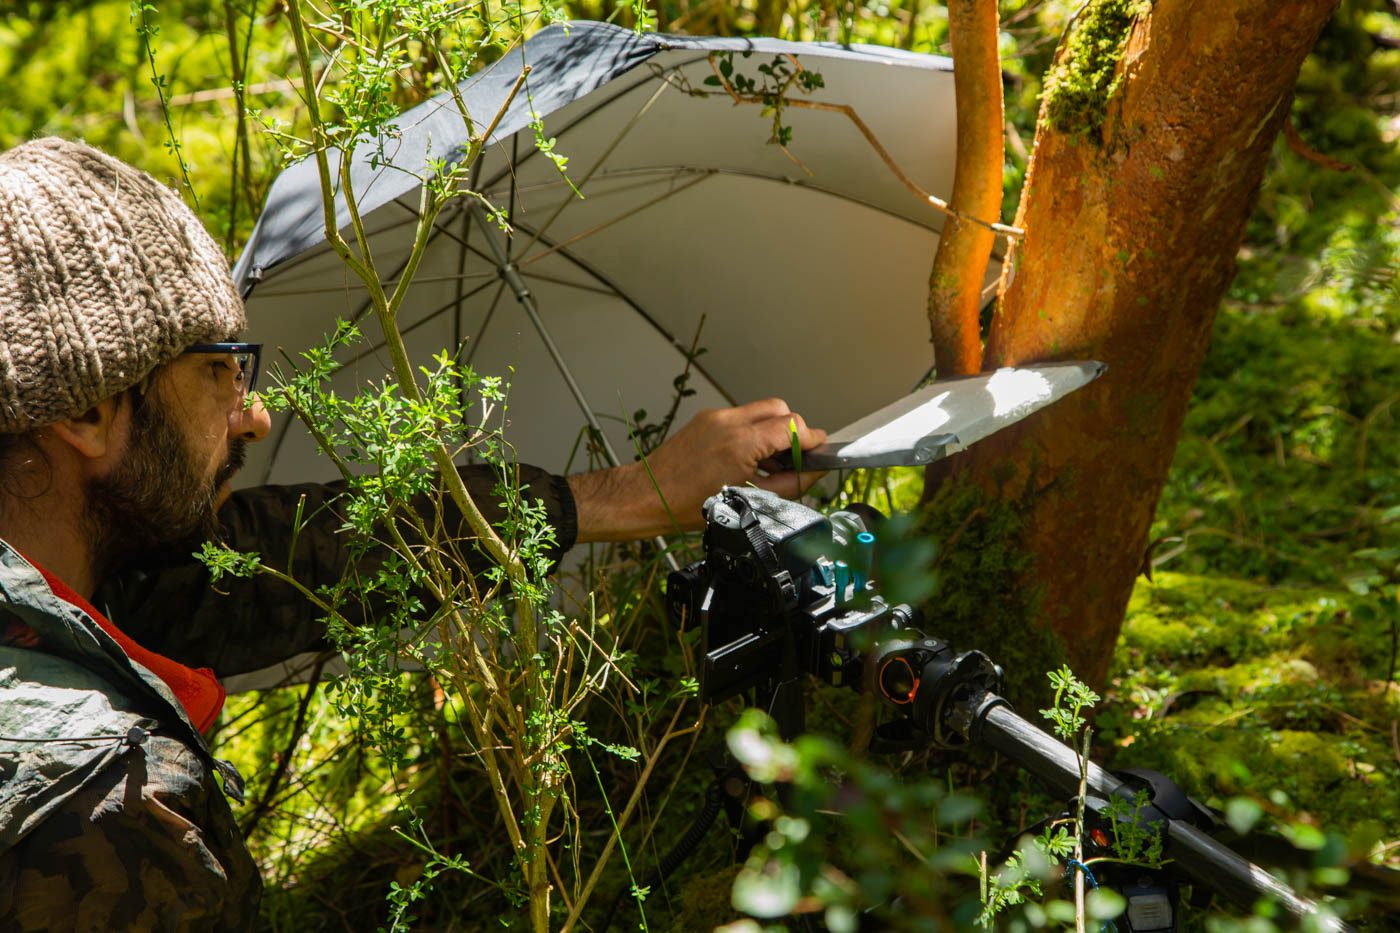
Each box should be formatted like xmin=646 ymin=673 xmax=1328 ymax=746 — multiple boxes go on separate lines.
xmin=85 ymin=397 xmax=245 ymax=576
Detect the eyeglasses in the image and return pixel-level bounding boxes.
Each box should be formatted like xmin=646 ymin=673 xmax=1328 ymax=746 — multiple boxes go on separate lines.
xmin=184 ymin=342 xmax=262 ymax=395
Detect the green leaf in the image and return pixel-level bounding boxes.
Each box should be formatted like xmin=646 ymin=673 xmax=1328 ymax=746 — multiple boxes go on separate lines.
xmin=789 ymin=417 xmax=802 ymax=477
xmin=1225 ymin=797 xmax=1264 ymax=835
xmin=1281 ymin=821 xmax=1327 ymax=851
xmin=1086 ymin=887 xmax=1126 ymax=920
xmin=731 ymin=861 xmax=802 ymax=918
xmin=824 ymin=904 xmax=858 ymax=933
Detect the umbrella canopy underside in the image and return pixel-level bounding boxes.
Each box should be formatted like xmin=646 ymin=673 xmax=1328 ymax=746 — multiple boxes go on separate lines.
xmin=236 ymin=22 xmax=997 ymax=487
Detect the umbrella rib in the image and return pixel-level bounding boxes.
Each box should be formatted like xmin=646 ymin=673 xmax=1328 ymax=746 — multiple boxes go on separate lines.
xmin=502 ymin=213 xmax=738 ymax=408
xmin=485 ymin=165 xmax=1006 ymax=262
xmin=249 ymin=270 xmax=498 ymax=298
xmin=246 ymin=205 xmax=424 ymax=282
xmin=453 ymin=199 xmax=470 ymax=370
xmin=463 ymin=280 xmax=508 ymax=371
xmin=476 ymin=50 xmax=743 ymax=193
xmin=248 ymin=44 xmax=964 ymax=287
xmin=468 ymin=202 xmax=623 ymax=468
xmin=512 ymin=270 xmax=618 ymax=296
xmin=334 ymin=276 xmax=504 ymax=372
xmin=518 ymin=171 xmax=714 ymax=269
xmin=256 ymin=156 xmax=971 ymax=301
xmin=484 ymin=167 xmax=696 ymax=203
xmin=458 ymin=150 xmax=486 ymax=388
xmin=515 ymin=76 xmax=674 ymax=259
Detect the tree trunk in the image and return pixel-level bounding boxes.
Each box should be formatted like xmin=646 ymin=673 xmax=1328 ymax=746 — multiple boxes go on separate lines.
xmin=937 ymin=0 xmax=1339 ymax=687
xmin=926 ymin=0 xmax=1004 ymax=378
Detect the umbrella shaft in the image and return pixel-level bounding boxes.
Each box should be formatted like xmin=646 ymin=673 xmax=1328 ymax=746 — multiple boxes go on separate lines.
xmin=470 ymin=203 xmax=623 ymax=469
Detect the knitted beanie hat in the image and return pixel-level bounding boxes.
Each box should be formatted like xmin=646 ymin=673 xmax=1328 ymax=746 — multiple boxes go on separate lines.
xmin=0 ymin=137 xmax=245 ymax=432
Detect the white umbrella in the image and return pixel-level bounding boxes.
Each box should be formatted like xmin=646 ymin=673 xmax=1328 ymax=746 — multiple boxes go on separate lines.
xmin=234 ymin=21 xmax=1000 ymax=485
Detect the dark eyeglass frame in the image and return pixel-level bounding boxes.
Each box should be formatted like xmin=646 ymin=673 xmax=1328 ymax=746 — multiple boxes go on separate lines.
xmin=184 ymin=342 xmax=262 ymax=395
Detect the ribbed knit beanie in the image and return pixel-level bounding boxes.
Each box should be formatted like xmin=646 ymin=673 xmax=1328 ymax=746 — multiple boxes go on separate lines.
xmin=0 ymin=137 xmax=245 ymax=432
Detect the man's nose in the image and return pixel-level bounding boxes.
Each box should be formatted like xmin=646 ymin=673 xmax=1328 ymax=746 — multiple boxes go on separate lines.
xmin=229 ymin=395 xmax=272 ymax=442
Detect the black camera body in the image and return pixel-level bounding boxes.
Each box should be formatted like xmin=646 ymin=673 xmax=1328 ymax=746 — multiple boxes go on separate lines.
xmin=667 ymin=486 xmax=918 ymax=704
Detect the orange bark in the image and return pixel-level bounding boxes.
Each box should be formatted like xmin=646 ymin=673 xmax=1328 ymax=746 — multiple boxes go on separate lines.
xmin=926 ymin=0 xmax=1004 ymax=377
xmin=942 ymin=0 xmax=1339 ymax=685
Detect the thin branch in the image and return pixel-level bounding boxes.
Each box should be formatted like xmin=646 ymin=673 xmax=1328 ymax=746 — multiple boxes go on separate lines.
xmin=239 ymin=655 xmax=329 ymax=836
xmin=701 ymin=56 xmax=1023 ymax=240
xmin=1283 ymin=118 xmax=1353 ymax=172
xmin=558 ymin=703 xmax=699 ymax=933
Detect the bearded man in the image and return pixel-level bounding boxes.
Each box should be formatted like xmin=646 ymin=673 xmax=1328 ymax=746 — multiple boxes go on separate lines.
xmin=0 ymin=138 xmax=823 ymax=930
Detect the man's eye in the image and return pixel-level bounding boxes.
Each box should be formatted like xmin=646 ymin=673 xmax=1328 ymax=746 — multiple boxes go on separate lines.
xmin=211 ymin=359 xmax=242 ymax=385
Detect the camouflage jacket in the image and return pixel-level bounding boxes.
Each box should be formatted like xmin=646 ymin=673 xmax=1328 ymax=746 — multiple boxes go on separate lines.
xmin=0 ymin=465 xmax=575 ymax=931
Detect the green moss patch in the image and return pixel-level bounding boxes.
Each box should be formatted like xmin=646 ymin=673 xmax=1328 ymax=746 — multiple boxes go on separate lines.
xmin=1042 ymin=0 xmax=1149 ymax=136
xmin=1098 ymin=573 xmax=1400 ymax=872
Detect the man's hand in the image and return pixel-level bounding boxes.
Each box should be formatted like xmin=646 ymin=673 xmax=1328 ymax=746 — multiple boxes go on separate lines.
xmin=569 ymin=398 xmax=827 ymax=543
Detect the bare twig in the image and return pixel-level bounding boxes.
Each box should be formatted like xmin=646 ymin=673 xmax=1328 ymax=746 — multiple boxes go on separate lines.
xmin=1283 ymin=118 xmax=1353 ymax=172
xmin=559 ymin=704 xmax=701 ymax=933
xmin=701 ymin=55 xmax=1023 ymax=240
xmin=930 ymin=507 xmax=986 ymax=569
xmin=240 ymin=656 xmax=328 ymax=836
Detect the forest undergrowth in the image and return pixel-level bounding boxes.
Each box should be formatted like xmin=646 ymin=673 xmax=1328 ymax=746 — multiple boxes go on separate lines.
xmin=221 ymin=278 xmax=1400 ymax=930
xmin=2 ymin=0 xmax=1396 ymax=928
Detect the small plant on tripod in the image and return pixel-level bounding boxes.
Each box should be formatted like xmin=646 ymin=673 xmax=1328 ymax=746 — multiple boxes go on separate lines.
xmin=977 ymin=665 xmax=1129 ymax=930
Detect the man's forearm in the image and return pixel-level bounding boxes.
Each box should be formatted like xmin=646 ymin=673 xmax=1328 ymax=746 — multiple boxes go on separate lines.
xmin=568 ymin=462 xmax=680 ymax=543
xmin=566 ymin=399 xmax=827 ymax=544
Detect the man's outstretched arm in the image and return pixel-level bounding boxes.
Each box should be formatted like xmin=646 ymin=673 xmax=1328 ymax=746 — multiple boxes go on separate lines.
xmin=101 ymin=399 xmax=824 ymax=673
xmin=569 ymin=397 xmax=826 ymax=542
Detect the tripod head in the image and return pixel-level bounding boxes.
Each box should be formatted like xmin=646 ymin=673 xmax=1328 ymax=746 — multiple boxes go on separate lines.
xmin=666 ymin=486 xmax=1000 ymax=743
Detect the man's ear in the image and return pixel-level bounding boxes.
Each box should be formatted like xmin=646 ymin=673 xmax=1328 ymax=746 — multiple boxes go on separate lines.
xmin=47 ymin=395 xmax=125 ymax=462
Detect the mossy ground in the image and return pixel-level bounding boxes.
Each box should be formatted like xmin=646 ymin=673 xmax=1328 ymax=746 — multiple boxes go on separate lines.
xmin=1101 ymin=573 xmax=1399 ymax=872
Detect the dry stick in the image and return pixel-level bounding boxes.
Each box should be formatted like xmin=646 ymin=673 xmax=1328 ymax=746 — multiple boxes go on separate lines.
xmin=1283 ymin=118 xmax=1354 ymax=172
xmin=704 ymin=57 xmax=1022 ymax=240
xmin=519 ymin=171 xmax=713 ymax=268
xmin=240 ymin=655 xmax=329 ymax=836
xmin=632 ymin=706 xmax=707 ymax=872
xmin=930 ymin=507 xmax=986 ymax=570
xmin=457 ymin=66 xmax=531 ymax=171
xmin=559 ymin=704 xmax=700 ymax=933
xmin=388 ymin=511 xmax=502 ymax=696
xmin=439 ymin=664 xmax=528 ymax=854
xmin=164 ymin=77 xmax=300 ymax=107
xmin=515 ymin=72 xmax=678 ymax=261
xmin=1356 ymin=394 xmax=1398 ymax=479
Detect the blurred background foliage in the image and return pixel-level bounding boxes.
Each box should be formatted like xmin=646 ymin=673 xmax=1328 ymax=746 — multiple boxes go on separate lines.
xmin=1 ymin=0 xmax=1396 ymax=928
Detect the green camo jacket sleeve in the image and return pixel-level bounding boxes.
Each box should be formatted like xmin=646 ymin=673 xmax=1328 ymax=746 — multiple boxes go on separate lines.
xmin=0 ymin=729 xmax=260 ymax=932
xmin=95 ymin=463 xmax=577 ymax=677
